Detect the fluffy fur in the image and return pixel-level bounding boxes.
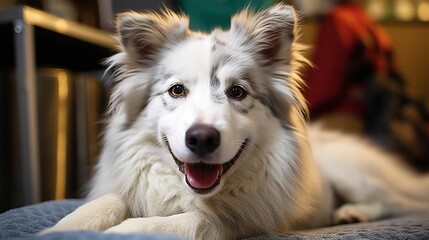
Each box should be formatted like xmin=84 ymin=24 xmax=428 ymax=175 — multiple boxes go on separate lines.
xmin=41 ymin=4 xmax=429 ymax=239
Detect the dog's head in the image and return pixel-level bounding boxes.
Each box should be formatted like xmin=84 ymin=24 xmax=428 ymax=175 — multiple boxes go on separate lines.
xmin=107 ymin=4 xmax=307 ymax=196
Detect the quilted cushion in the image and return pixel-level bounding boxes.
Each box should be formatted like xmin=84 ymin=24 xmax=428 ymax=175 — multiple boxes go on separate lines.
xmin=1 ymin=200 xmax=428 ymax=239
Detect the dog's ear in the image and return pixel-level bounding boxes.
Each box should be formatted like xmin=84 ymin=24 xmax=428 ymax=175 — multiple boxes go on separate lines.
xmin=117 ymin=10 xmax=189 ymax=64
xmin=230 ymin=5 xmax=309 ymax=122
xmin=230 ymin=4 xmax=297 ymax=65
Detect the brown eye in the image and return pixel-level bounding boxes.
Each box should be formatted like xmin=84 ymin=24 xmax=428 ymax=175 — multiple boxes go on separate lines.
xmin=228 ymin=85 xmax=247 ymax=100
xmin=168 ymin=84 xmax=186 ymax=98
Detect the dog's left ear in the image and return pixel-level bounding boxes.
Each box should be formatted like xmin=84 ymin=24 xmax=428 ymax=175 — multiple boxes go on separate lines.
xmin=231 ymin=4 xmax=297 ymax=65
xmin=230 ymin=5 xmax=309 ymax=121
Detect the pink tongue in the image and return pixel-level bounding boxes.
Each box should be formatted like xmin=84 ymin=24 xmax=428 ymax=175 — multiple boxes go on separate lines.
xmin=185 ymin=163 xmax=222 ymax=189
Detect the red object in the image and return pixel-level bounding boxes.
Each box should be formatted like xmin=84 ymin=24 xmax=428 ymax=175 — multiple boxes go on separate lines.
xmin=303 ymin=3 xmax=393 ymax=118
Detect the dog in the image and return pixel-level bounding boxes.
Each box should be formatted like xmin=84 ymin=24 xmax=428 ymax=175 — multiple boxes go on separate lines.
xmin=41 ymin=4 xmax=429 ymax=239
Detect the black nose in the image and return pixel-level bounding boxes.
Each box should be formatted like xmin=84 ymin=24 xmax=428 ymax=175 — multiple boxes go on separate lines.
xmin=186 ymin=124 xmax=220 ymax=157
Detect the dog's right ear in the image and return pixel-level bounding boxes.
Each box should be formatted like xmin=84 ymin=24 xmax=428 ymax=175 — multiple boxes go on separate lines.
xmin=117 ymin=10 xmax=190 ymax=64
xmin=107 ymin=11 xmax=189 ymax=126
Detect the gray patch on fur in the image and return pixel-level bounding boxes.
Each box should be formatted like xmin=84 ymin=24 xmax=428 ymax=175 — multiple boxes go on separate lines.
xmin=161 ymin=73 xmax=172 ymax=81
xmin=210 ymin=73 xmax=220 ymax=90
xmin=244 ymin=71 xmax=293 ymax=129
xmin=211 ymin=37 xmax=226 ymax=52
xmin=160 ymin=94 xmax=177 ymax=112
xmin=161 ymin=96 xmax=168 ymax=108
xmin=236 ymin=102 xmax=255 ymax=114
xmin=227 ymin=97 xmax=255 ymax=114
xmin=254 ymin=91 xmax=292 ymax=129
xmin=212 ymin=92 xmax=227 ymax=104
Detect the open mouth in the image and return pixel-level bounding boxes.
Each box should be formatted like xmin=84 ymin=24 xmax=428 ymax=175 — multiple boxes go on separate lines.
xmin=164 ymin=137 xmax=248 ymax=194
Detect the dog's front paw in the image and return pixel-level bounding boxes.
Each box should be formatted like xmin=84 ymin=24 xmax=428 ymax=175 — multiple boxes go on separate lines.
xmin=105 ymin=218 xmax=144 ymax=233
xmin=333 ymin=205 xmax=368 ymax=225
xmin=106 ymin=217 xmax=168 ymax=234
xmin=106 ymin=212 xmax=210 ymax=239
xmin=38 ymin=215 xmax=93 ymax=235
xmin=39 ymin=194 xmax=128 ymax=235
xmin=38 ymin=215 xmax=101 ymax=235
xmin=38 ymin=220 xmax=85 ymax=235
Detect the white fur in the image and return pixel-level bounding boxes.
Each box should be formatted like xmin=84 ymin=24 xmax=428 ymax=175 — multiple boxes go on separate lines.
xmin=41 ymin=4 xmax=429 ymax=240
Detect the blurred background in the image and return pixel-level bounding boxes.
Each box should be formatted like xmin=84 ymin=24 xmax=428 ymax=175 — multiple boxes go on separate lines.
xmin=0 ymin=0 xmax=428 ymax=213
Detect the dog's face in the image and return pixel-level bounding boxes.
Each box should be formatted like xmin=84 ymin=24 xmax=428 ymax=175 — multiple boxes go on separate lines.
xmin=108 ymin=5 xmax=306 ymax=196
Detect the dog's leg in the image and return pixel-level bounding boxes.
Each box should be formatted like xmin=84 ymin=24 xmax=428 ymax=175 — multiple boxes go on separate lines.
xmin=40 ymin=193 xmax=128 ymax=234
xmin=106 ymin=211 xmax=222 ymax=240
xmin=333 ymin=202 xmax=384 ymax=224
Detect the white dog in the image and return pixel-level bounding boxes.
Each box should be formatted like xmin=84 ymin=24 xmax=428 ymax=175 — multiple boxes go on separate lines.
xmin=42 ymin=4 xmax=429 ymax=239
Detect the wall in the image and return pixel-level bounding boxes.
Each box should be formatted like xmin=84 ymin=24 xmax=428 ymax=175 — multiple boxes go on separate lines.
xmin=384 ymin=23 xmax=429 ymax=100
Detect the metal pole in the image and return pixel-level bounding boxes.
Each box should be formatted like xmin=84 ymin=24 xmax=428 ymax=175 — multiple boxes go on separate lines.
xmin=13 ymin=19 xmax=41 ymax=205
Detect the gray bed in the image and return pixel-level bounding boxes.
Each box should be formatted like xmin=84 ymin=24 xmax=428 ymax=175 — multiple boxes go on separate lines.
xmin=1 ymin=199 xmax=428 ymax=240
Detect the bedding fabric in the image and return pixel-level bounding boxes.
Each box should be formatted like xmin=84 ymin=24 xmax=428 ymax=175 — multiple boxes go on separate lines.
xmin=0 ymin=199 xmax=428 ymax=240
